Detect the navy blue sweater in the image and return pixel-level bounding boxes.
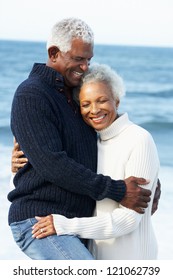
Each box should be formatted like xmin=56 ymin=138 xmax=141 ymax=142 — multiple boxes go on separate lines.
xmin=8 ymin=63 xmax=126 ymax=224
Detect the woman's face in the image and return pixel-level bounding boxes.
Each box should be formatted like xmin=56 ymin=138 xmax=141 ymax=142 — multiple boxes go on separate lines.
xmin=79 ymin=82 xmax=119 ymax=130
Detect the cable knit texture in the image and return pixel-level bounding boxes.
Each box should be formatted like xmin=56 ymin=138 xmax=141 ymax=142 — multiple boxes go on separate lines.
xmin=53 ymin=113 xmax=160 ymax=259
xmin=8 ymin=63 xmax=126 ymax=225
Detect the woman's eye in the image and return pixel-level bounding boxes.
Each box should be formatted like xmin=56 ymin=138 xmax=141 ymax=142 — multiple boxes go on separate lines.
xmin=99 ymin=100 xmax=107 ymax=104
xmin=81 ymin=104 xmax=90 ymax=108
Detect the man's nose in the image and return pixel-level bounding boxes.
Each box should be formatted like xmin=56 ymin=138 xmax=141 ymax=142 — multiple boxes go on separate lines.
xmin=80 ymin=60 xmax=90 ymax=72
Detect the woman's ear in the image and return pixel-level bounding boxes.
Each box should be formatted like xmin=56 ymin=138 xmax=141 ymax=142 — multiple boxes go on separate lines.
xmin=48 ymin=47 xmax=59 ymax=62
xmin=116 ymin=99 xmax=120 ymax=109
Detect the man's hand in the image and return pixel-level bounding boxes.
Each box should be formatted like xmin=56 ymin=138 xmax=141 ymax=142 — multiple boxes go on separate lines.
xmin=32 ymin=215 xmax=56 ymax=239
xmin=151 ymin=179 xmax=161 ymax=215
xmin=11 ymin=138 xmax=28 ymax=173
xmin=121 ymin=176 xmax=151 ymax=214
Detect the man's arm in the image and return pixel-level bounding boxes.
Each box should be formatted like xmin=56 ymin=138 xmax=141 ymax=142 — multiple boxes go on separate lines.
xmin=11 ymin=93 xmax=150 ymax=213
xmin=11 ymin=140 xmax=161 ymax=214
xmin=32 ymin=128 xmax=160 ymax=239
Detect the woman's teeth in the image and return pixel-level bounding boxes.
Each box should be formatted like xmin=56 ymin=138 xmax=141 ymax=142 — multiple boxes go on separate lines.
xmin=92 ymin=115 xmax=105 ymax=121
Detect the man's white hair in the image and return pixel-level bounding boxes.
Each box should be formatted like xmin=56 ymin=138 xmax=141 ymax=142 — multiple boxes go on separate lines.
xmin=47 ymin=17 xmax=94 ymax=52
xmin=81 ymin=63 xmax=125 ymax=101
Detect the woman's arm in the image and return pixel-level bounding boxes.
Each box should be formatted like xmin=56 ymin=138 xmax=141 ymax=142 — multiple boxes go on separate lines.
xmin=32 ymin=130 xmax=160 ymax=240
xmin=11 ymin=138 xmax=28 ymax=172
xmin=10 ymin=138 xmax=28 ymax=189
xmin=32 ymin=207 xmax=140 ymax=240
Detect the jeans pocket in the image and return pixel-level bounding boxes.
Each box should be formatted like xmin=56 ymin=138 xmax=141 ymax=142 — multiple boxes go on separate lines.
xmin=10 ymin=218 xmax=37 ymax=251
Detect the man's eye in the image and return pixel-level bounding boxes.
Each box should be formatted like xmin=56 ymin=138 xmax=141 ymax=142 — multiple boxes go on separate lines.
xmin=74 ymin=57 xmax=82 ymax=62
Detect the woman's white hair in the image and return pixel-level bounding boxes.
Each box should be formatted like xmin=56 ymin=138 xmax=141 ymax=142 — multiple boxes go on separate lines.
xmin=47 ymin=17 xmax=94 ymax=52
xmin=81 ymin=63 xmax=125 ymax=101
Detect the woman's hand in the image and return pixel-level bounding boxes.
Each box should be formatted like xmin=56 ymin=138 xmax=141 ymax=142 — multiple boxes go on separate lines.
xmin=32 ymin=215 xmax=57 ymax=239
xmin=11 ymin=138 xmax=28 ymax=172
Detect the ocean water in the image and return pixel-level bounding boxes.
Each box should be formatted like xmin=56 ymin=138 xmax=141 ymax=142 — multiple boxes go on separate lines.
xmin=0 ymin=40 xmax=173 ymax=259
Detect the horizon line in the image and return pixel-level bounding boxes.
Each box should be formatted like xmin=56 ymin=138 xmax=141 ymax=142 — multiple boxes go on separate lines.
xmin=0 ymin=38 xmax=173 ymax=49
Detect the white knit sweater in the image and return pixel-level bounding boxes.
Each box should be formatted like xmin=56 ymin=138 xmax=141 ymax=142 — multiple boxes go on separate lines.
xmin=53 ymin=113 xmax=160 ymax=259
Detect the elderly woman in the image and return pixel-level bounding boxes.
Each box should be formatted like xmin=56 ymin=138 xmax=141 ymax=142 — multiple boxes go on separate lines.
xmin=30 ymin=63 xmax=160 ymax=259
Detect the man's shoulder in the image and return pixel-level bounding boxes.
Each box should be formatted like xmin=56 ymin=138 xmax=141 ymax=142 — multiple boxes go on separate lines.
xmin=14 ymin=75 xmax=45 ymax=98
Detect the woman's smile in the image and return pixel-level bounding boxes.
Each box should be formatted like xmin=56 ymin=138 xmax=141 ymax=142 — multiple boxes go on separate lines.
xmin=79 ymin=82 xmax=118 ymax=130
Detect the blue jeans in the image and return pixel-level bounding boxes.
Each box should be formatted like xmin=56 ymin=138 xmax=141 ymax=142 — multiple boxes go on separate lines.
xmin=10 ymin=218 xmax=94 ymax=260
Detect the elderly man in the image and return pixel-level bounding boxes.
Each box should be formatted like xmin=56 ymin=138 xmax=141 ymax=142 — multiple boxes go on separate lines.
xmin=9 ymin=18 xmax=155 ymax=260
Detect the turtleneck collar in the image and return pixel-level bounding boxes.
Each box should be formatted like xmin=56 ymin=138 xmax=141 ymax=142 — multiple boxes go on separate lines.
xmin=97 ymin=113 xmax=133 ymax=141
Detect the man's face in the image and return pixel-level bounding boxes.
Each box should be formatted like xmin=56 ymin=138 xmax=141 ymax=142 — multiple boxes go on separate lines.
xmin=54 ymin=38 xmax=93 ymax=87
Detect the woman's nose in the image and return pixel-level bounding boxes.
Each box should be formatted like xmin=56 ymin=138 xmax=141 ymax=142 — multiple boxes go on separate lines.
xmin=91 ymin=104 xmax=100 ymax=114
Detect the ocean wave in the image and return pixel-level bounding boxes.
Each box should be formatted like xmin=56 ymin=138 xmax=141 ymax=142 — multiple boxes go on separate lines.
xmin=127 ymin=89 xmax=173 ymax=98
xmin=140 ymin=121 xmax=173 ymax=131
xmin=0 ymin=126 xmax=13 ymax=146
xmin=0 ymin=125 xmax=11 ymax=133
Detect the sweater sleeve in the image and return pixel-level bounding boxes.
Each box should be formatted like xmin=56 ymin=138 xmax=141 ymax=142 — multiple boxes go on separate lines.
xmin=53 ymin=206 xmax=141 ymax=239
xmin=11 ymin=92 xmax=125 ymax=202
xmin=125 ymin=129 xmax=160 ymax=191
xmin=52 ymin=130 xmax=160 ymax=240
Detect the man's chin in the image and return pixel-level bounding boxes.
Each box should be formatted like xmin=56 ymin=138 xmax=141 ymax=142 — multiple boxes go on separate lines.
xmin=65 ymin=78 xmax=81 ymax=88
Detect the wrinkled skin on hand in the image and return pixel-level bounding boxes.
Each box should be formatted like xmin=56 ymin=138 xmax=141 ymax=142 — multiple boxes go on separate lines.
xmin=121 ymin=176 xmax=151 ymax=214
xmin=122 ymin=176 xmax=161 ymax=214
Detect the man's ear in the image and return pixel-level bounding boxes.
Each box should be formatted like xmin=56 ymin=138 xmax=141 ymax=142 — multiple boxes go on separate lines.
xmin=48 ymin=47 xmax=59 ymax=60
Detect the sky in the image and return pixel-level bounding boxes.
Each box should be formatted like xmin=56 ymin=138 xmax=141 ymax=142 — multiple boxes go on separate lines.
xmin=0 ymin=0 xmax=173 ymax=47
